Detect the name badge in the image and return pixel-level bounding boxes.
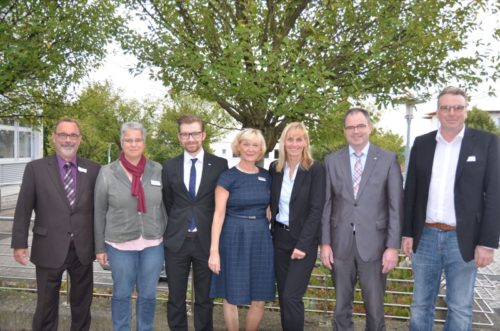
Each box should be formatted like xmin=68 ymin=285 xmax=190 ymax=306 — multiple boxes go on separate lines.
xmin=77 ymin=166 xmax=87 ymax=173
xmin=151 ymin=180 xmax=161 ymax=186
xmin=258 ymin=176 xmax=267 ymax=182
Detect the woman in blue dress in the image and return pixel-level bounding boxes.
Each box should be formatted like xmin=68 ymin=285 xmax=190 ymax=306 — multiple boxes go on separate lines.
xmin=209 ymin=128 xmax=275 ymax=331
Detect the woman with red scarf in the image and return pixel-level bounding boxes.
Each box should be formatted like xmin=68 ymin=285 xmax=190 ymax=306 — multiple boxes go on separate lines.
xmin=94 ymin=122 xmax=167 ymax=331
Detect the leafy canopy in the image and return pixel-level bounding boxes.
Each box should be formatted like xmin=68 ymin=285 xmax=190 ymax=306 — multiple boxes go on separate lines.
xmin=0 ymin=0 xmax=122 ymax=117
xmin=120 ymin=0 xmax=499 ymax=151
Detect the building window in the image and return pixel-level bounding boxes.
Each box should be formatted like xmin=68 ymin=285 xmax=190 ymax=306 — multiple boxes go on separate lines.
xmin=222 ymin=148 xmax=226 ymax=155
xmin=0 ymin=128 xmax=15 ymax=158
xmin=0 ymin=119 xmax=33 ymax=159
xmin=19 ymin=131 xmax=32 ymax=158
xmin=274 ymin=150 xmax=279 ymax=159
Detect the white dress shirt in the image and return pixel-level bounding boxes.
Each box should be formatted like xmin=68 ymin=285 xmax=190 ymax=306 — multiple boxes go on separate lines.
xmin=183 ymin=149 xmax=204 ymax=195
xmin=276 ymin=163 xmax=299 ymax=227
xmin=426 ymin=127 xmax=464 ymax=226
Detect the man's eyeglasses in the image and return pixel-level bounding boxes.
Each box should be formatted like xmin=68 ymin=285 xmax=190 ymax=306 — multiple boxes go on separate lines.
xmin=438 ymin=105 xmax=466 ymax=113
xmin=344 ymin=124 xmax=368 ymax=131
xmin=55 ymin=132 xmax=81 ymax=140
xmin=179 ymin=131 xmax=203 ymax=140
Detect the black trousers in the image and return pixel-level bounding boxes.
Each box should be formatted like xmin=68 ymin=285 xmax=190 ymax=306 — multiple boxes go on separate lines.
xmin=164 ymin=237 xmax=213 ymax=331
xmin=33 ymin=242 xmax=93 ymax=331
xmin=274 ymin=227 xmax=318 ymax=331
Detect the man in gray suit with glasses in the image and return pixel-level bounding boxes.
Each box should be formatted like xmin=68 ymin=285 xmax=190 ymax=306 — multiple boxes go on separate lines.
xmin=320 ymin=107 xmax=403 ymax=331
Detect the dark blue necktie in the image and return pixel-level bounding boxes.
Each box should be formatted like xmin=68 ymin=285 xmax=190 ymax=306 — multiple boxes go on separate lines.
xmin=188 ymin=158 xmax=197 ymax=231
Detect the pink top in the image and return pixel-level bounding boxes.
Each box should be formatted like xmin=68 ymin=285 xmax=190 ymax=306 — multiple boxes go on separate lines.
xmin=106 ymin=236 xmax=163 ymax=251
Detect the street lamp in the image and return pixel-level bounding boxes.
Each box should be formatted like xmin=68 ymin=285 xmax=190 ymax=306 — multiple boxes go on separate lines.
xmin=395 ymin=91 xmax=426 ymax=177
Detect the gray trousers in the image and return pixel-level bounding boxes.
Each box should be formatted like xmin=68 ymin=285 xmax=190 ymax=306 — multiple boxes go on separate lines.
xmin=332 ymin=235 xmax=387 ymax=331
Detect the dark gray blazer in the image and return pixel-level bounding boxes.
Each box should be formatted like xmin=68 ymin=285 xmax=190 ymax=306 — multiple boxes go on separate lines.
xmin=403 ymin=128 xmax=500 ymax=261
xmin=11 ymin=154 xmax=100 ymax=269
xmin=321 ymin=144 xmax=403 ymax=262
xmin=162 ymin=152 xmax=228 ymax=253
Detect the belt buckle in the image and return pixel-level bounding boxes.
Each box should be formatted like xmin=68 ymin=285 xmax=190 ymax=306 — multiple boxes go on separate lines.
xmin=186 ymin=232 xmax=197 ymax=239
xmin=277 ymin=222 xmax=290 ymax=231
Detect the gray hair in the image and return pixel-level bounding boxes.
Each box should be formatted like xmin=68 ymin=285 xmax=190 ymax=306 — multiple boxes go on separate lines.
xmin=120 ymin=122 xmax=146 ymax=141
xmin=437 ymin=86 xmax=468 ymax=108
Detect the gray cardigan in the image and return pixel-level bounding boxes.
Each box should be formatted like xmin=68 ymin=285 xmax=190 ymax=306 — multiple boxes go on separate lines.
xmin=94 ymin=159 xmax=167 ymax=253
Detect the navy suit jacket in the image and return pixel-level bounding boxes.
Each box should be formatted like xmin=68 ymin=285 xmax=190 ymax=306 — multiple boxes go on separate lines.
xmin=403 ymin=128 xmax=500 ymax=261
xmin=162 ymin=152 xmax=228 ymax=254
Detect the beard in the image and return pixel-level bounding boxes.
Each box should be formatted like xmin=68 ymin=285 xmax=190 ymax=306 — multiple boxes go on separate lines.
xmin=57 ymin=142 xmax=78 ymax=159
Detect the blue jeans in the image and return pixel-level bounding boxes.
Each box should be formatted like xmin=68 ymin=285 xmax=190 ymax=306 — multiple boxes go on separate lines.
xmin=409 ymin=227 xmax=477 ymax=331
xmin=106 ymin=243 xmax=164 ymax=331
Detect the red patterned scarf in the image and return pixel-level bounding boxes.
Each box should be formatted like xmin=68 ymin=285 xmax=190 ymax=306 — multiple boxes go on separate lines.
xmin=119 ymin=152 xmax=147 ymax=213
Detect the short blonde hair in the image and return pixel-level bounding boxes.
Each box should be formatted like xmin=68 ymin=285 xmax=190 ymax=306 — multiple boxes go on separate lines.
xmin=276 ymin=122 xmax=314 ymax=172
xmin=231 ymin=128 xmax=267 ymax=161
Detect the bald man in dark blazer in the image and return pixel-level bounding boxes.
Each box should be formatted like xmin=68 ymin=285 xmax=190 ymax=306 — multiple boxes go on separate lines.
xmin=11 ymin=118 xmax=100 ymax=331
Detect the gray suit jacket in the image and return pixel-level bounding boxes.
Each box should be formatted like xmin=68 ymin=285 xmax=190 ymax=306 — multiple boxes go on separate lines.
xmin=94 ymin=158 xmax=167 ymax=253
xmin=321 ymin=144 xmax=403 ymax=262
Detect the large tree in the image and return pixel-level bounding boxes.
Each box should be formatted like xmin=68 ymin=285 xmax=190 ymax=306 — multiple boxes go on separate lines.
xmin=120 ymin=0 xmax=499 ymax=151
xmin=0 ymin=0 xmax=122 ymax=117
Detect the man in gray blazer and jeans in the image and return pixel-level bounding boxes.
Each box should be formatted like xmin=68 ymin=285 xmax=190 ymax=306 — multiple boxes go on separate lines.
xmin=320 ymin=107 xmax=403 ymax=331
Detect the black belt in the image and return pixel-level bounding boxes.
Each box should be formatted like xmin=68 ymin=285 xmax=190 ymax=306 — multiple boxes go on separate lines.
xmin=275 ymin=222 xmax=290 ymax=231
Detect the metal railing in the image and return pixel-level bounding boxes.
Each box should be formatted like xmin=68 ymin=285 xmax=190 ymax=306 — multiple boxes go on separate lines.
xmin=0 ymin=216 xmax=497 ymax=327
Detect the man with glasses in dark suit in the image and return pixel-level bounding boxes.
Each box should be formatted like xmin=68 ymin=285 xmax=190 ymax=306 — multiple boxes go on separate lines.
xmin=162 ymin=114 xmax=228 ymax=331
xmin=12 ymin=118 xmax=100 ymax=330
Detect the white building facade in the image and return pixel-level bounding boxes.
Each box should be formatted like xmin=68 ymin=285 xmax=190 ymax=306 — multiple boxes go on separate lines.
xmin=0 ymin=119 xmax=43 ymax=209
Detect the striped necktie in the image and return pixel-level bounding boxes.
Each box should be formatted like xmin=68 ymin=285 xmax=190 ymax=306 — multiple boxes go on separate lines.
xmin=352 ymin=152 xmax=363 ymax=199
xmin=63 ymin=162 xmax=76 ymax=207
